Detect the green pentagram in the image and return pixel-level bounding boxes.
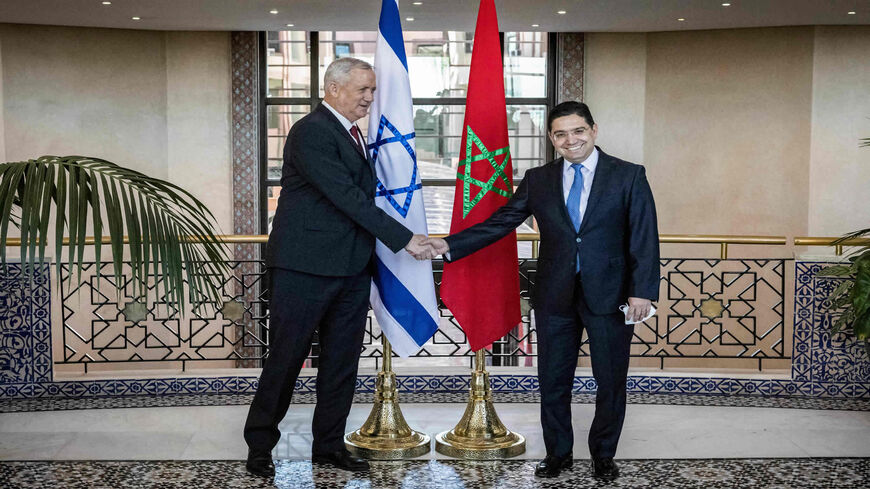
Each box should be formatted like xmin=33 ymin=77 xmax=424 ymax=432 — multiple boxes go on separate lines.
xmin=458 ymin=126 xmax=513 ymax=218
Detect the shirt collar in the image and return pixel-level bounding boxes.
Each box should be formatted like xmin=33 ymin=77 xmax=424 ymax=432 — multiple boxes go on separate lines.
xmin=563 ymin=147 xmax=599 ymax=175
xmin=322 ymin=101 xmax=354 ymax=131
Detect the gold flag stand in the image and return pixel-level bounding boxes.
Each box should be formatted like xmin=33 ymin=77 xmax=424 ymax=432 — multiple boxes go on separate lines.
xmin=344 ymin=337 xmax=430 ymax=459
xmin=435 ymin=350 xmax=526 ymax=459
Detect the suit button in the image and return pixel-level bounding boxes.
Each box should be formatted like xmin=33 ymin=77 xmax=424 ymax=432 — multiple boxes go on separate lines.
xmin=576 ymin=237 xmax=582 ymax=243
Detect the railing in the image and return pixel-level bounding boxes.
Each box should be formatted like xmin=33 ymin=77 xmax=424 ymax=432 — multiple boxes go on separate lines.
xmin=4 ymin=234 xmax=793 ymax=372
xmin=794 ymin=236 xmax=870 ymax=255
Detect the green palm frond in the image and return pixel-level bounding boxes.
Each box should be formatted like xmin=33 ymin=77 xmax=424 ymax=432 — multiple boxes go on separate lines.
xmin=814 ymin=132 xmax=870 ymax=354
xmin=832 ymin=227 xmax=870 ymax=261
xmin=0 ymin=155 xmax=231 ymax=315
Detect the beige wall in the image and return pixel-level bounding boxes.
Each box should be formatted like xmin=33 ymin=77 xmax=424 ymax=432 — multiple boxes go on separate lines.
xmin=165 ymin=31 xmax=232 ymax=234
xmin=809 ymin=26 xmax=870 ymax=237
xmin=0 ymin=35 xmax=5 ymax=162
xmin=0 ymin=24 xmax=232 ymax=232
xmin=584 ymin=33 xmax=647 ymax=164
xmin=0 ymin=24 xmax=235 ymax=374
xmin=586 ymin=26 xmax=870 ymax=252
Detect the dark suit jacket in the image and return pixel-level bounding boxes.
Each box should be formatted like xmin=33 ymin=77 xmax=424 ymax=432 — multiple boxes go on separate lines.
xmin=266 ymin=103 xmax=413 ymax=276
xmin=445 ymin=148 xmax=660 ymax=316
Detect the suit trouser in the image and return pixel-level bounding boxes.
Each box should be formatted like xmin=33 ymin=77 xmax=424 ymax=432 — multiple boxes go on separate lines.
xmin=536 ymin=277 xmax=635 ymax=459
xmin=244 ymin=267 xmax=370 ymax=454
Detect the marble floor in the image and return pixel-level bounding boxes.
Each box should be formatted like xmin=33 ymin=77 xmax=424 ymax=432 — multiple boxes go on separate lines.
xmin=0 ymin=400 xmax=868 ymax=487
xmin=3 ymin=458 xmax=869 ymax=488
xmin=1 ymin=401 xmax=868 ymax=461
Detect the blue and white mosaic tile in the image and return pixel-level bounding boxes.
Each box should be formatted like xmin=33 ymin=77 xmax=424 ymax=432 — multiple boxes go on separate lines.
xmin=0 ymin=264 xmax=51 ymax=385
xmin=2 ymin=262 xmax=869 ymax=401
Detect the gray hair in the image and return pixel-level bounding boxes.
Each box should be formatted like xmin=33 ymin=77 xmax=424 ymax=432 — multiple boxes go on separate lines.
xmin=323 ymin=57 xmax=373 ymax=87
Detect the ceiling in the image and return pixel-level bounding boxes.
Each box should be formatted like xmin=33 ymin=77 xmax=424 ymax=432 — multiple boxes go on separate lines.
xmin=0 ymin=0 xmax=867 ymax=32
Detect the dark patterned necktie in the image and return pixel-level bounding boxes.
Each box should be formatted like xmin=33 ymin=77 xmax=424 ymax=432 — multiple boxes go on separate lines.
xmin=350 ymin=125 xmax=364 ymax=154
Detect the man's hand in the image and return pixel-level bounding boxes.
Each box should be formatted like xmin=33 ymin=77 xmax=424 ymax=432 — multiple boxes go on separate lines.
xmin=405 ymin=234 xmax=436 ymax=260
xmin=626 ymin=297 xmax=652 ymax=323
xmin=422 ymin=237 xmax=450 ymax=256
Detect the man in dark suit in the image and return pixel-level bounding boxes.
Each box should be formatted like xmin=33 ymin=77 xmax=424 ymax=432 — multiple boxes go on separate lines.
xmin=244 ymin=57 xmax=433 ymax=477
xmin=425 ymin=101 xmax=659 ymax=480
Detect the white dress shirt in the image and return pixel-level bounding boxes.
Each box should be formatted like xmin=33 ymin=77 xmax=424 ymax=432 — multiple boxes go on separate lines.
xmin=562 ymin=147 xmax=599 ymax=228
xmin=322 ymin=101 xmax=365 ymax=150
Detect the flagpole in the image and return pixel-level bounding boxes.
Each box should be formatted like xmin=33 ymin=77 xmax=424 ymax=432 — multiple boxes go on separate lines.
xmin=344 ymin=336 xmax=430 ymax=459
xmin=435 ymin=349 xmax=525 ymax=459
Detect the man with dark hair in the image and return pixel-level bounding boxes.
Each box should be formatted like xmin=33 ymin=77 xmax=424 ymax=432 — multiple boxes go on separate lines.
xmin=243 ymin=57 xmax=434 ymax=477
xmin=425 ymin=101 xmax=660 ymax=480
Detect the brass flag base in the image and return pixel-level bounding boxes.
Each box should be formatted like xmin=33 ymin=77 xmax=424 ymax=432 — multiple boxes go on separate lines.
xmin=344 ymin=338 xmax=430 ymax=460
xmin=435 ymin=350 xmax=526 ymax=459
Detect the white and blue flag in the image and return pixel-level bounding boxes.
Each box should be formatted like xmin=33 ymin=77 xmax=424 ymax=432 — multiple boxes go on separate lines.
xmin=368 ymin=0 xmax=439 ymax=357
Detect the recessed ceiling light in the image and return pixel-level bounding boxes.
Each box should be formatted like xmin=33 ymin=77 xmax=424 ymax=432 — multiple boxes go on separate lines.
xmin=413 ymin=1 xmax=423 ymax=5
xmin=532 ymin=24 xmax=539 ymax=27
xmin=406 ymin=17 xmax=415 ymax=21
xmin=132 ymin=16 xmax=140 ymax=20
xmin=286 ymin=23 xmax=294 ymax=27
xmin=848 ymin=11 xmax=856 ymax=15
xmin=721 ymin=2 xmax=731 ymax=6
xmin=557 ymin=10 xmax=566 ymax=15
xmin=101 ymin=1 xmax=111 ymax=5
xmin=269 ymin=9 xmax=278 ymax=15
xmin=677 ymin=18 xmax=685 ymax=21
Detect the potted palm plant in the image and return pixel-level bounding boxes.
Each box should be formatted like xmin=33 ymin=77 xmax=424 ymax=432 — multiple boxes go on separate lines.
xmin=0 ymin=155 xmax=231 ymax=315
xmin=816 ymin=137 xmax=870 ymax=355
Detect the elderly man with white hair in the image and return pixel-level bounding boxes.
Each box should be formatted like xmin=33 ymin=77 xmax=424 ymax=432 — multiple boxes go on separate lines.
xmin=243 ymin=57 xmax=433 ymax=477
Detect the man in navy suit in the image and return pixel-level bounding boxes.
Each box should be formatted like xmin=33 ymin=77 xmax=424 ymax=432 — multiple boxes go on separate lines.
xmin=425 ymin=101 xmax=660 ymax=480
xmin=244 ymin=57 xmax=434 ymax=477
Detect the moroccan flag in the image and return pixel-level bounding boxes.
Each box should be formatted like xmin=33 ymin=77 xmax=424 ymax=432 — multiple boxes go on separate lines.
xmin=440 ymin=0 xmax=521 ymax=352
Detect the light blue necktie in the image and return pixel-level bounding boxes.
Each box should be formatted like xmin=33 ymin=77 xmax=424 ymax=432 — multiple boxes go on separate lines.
xmin=566 ymin=163 xmax=584 ymax=232
xmin=566 ymin=163 xmax=584 ymax=272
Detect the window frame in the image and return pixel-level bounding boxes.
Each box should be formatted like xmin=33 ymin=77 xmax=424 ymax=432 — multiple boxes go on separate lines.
xmin=258 ymin=30 xmax=558 ymax=235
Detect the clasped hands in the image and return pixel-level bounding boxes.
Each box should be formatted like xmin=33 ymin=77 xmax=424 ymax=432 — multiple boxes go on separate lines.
xmin=404 ymin=235 xmax=449 ymax=260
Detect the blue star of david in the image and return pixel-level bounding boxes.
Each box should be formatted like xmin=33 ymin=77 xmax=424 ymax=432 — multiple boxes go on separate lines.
xmin=369 ymin=114 xmax=422 ymax=218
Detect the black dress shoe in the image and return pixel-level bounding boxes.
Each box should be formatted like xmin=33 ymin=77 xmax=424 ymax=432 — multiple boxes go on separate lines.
xmin=591 ymin=457 xmax=619 ymax=481
xmin=534 ymin=454 xmax=573 ymax=478
xmin=246 ymin=449 xmax=275 ymax=477
xmin=311 ymin=449 xmax=370 ymax=472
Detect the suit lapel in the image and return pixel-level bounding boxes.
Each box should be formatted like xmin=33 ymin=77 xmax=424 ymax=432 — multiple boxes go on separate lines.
xmin=317 ymin=104 xmax=370 ymax=163
xmin=578 ymin=148 xmax=613 ymax=234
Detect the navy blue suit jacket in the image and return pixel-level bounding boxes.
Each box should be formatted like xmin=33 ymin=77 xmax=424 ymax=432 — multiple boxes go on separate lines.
xmin=445 ymin=148 xmax=660 ymax=316
xmin=266 ymin=103 xmax=412 ymax=276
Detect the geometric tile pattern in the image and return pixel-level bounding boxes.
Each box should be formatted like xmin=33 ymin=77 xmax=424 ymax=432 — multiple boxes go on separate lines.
xmin=231 ymin=31 xmax=262 ymax=368
xmin=230 ymin=30 xmax=260 ymax=255
xmin=555 ymin=33 xmax=584 ymax=104
xmin=640 ymin=259 xmax=787 ymax=363
xmin=793 ymin=262 xmax=870 ymax=394
xmin=48 ymin=258 xmax=790 ymax=371
xmin=2 ymin=261 xmax=869 ymax=400
xmin=1 ymin=459 xmax=868 ymax=489
xmin=360 ymin=259 xmax=790 ymax=371
xmin=57 ymin=261 xmax=269 ymax=365
xmin=0 ymin=263 xmax=51 ymax=384
xmin=2 ymin=392 xmax=868 ymax=414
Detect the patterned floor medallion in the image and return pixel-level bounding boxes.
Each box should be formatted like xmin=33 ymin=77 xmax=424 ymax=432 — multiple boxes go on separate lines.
xmin=1 ymin=392 xmax=868 ymax=413
xmin=0 ymin=458 xmax=867 ymax=488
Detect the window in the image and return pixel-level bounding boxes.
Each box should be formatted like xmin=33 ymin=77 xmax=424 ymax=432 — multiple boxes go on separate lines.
xmin=261 ymin=31 xmax=554 ymax=255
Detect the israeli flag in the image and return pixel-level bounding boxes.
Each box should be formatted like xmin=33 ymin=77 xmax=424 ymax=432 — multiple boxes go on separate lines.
xmin=368 ymin=0 xmax=440 ymax=357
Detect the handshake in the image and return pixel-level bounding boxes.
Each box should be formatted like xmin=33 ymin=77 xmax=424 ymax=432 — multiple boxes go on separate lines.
xmin=404 ymin=234 xmax=450 ymax=260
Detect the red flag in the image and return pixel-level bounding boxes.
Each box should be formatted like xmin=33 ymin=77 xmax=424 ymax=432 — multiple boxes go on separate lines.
xmin=440 ymin=0 xmax=521 ymax=352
